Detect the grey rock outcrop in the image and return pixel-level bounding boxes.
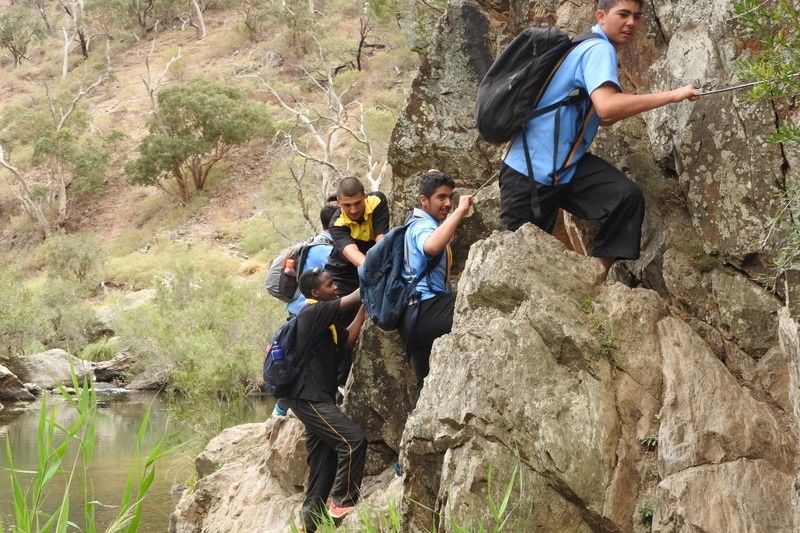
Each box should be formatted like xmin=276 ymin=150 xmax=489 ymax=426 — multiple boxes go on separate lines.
xmin=5 ymin=349 xmax=93 ymax=389
xmin=169 ymin=224 xmax=799 ymax=532
xmin=94 ymin=351 xmax=134 ymax=383
xmin=169 ymin=418 xmax=307 ymax=533
xmin=395 ymin=225 xmax=797 ymax=532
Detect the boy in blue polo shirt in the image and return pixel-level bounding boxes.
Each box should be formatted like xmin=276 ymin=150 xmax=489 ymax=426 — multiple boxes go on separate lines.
xmin=500 ymin=0 xmax=700 ymax=272
xmin=284 ymin=204 xmax=338 ymax=316
xmin=399 ymin=171 xmax=473 ymax=400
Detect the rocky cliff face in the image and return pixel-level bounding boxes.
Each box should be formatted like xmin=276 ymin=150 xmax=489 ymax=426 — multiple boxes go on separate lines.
xmin=169 ymin=0 xmax=800 ymax=531
xmin=398 ymin=226 xmax=796 ymax=532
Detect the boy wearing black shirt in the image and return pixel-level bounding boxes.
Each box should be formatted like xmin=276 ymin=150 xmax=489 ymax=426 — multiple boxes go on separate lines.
xmin=284 ymin=268 xmax=367 ymax=531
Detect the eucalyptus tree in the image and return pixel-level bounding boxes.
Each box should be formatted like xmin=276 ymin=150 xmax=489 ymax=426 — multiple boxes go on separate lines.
xmin=125 ymin=78 xmax=275 ymax=205
xmin=0 ymin=72 xmax=110 ymax=237
xmin=0 ymin=3 xmax=46 ymax=68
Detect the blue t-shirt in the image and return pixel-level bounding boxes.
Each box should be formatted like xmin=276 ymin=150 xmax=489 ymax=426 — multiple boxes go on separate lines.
xmin=286 ymin=232 xmax=333 ymax=315
xmin=504 ymin=25 xmax=620 ymax=186
xmin=403 ymin=208 xmax=451 ymax=302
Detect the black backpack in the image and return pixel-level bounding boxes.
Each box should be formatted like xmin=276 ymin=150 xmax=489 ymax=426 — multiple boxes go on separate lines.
xmin=262 ymin=315 xmax=302 ymax=398
xmin=475 ymin=26 xmax=600 ymax=145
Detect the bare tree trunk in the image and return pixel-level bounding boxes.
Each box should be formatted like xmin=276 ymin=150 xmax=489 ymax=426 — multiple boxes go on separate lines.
xmin=0 ymin=146 xmax=53 ymax=237
xmin=55 ymin=158 xmax=69 ymax=229
xmin=233 ymin=50 xmax=388 ymax=200
xmin=32 ymin=0 xmax=52 ymax=33
xmin=191 ymin=0 xmax=206 ymax=40
xmin=140 ymin=41 xmax=182 ymax=134
xmin=356 ymin=14 xmax=371 ymax=71
xmin=61 ymin=27 xmax=72 ymax=80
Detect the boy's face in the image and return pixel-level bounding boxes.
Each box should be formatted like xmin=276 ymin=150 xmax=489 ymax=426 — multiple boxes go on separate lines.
xmin=338 ymin=193 xmax=367 ymax=221
xmin=311 ymin=272 xmax=338 ymax=301
xmin=596 ymin=0 xmax=643 ymax=46
xmin=420 ymin=185 xmax=455 ymax=223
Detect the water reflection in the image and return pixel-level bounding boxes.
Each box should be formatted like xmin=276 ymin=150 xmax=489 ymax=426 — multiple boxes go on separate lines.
xmin=0 ymin=390 xmax=271 ymax=532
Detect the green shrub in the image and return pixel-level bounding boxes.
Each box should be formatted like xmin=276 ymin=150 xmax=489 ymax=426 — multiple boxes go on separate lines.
xmin=0 ymin=269 xmax=51 ymax=357
xmin=110 ymin=262 xmax=284 ymax=438
xmin=81 ymin=337 xmax=123 ymax=362
xmin=34 ymin=277 xmax=100 ymax=351
xmin=39 ymin=232 xmax=105 ymax=285
xmin=105 ymin=241 xmax=243 ymax=289
xmin=637 ymin=502 xmax=654 ymax=529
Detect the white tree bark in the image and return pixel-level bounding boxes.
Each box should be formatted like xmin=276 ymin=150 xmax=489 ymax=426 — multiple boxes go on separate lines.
xmin=61 ymin=27 xmax=72 ymax=80
xmin=0 ymin=146 xmax=53 ymax=237
xmin=139 ymin=40 xmax=182 ymax=133
xmin=233 ymin=59 xmax=387 ymax=200
xmin=191 ymin=0 xmax=206 ymax=40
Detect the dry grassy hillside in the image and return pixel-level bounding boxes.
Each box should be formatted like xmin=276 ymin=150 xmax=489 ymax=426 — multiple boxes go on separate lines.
xmin=0 ymin=3 xmax=417 ymax=263
xmin=0 ymin=2 xmax=422 ymax=441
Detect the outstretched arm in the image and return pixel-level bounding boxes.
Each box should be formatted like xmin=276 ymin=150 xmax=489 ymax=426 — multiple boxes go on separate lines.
xmin=422 ymin=195 xmax=474 ymax=256
xmin=339 ymin=287 xmax=362 ymax=311
xmin=344 ymin=305 xmax=367 ymax=348
xmin=592 ymin=83 xmax=700 ymax=125
xmin=341 ymin=244 xmax=366 ymax=267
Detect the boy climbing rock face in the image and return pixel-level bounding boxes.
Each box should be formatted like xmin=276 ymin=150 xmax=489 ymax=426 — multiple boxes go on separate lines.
xmin=399 ymin=170 xmax=473 ymax=401
xmin=281 ymin=268 xmax=366 ymax=531
xmin=499 ymin=0 xmax=700 ymax=273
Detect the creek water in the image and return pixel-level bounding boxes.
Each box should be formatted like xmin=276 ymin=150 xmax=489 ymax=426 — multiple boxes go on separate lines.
xmin=0 ymin=389 xmax=271 ymax=532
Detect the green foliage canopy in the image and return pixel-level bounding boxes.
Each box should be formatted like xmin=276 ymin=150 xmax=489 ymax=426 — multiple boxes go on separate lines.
xmin=0 ymin=4 xmax=46 ymax=68
xmin=0 ymin=269 xmax=50 ymax=357
xmin=39 ymin=232 xmax=106 ymax=284
xmin=125 ymin=78 xmax=275 ymax=204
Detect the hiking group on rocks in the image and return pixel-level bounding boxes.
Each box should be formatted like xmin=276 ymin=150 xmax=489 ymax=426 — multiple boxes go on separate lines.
xmin=263 ymin=0 xmax=703 ymax=530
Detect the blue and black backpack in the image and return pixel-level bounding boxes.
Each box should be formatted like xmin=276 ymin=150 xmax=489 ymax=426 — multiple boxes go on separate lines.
xmin=358 ymin=213 xmax=442 ymax=331
xmin=474 ymin=26 xmax=600 ymax=145
xmin=262 ymin=316 xmax=302 ymax=398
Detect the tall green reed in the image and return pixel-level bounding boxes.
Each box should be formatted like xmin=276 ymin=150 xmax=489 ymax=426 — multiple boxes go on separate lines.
xmin=4 ymin=370 xmax=180 ymax=533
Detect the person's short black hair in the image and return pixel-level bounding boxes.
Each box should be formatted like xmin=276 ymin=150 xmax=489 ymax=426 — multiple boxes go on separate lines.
xmin=299 ymin=268 xmax=325 ymax=298
xmin=337 ymin=177 xmax=365 ymax=197
xmin=598 ymin=0 xmax=643 ymax=11
xmin=419 ymin=170 xmax=456 ymax=198
xmin=320 ymin=205 xmax=338 ymax=230
xmin=326 ymin=194 xmax=338 ymax=204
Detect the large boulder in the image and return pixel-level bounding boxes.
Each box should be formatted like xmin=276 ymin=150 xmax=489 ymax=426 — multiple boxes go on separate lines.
xmin=169 ymin=418 xmax=307 ymax=533
xmin=6 ymin=349 xmax=93 ymax=389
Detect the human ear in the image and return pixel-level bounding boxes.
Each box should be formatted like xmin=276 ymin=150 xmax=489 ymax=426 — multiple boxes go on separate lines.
xmin=595 ymin=9 xmax=606 ymax=23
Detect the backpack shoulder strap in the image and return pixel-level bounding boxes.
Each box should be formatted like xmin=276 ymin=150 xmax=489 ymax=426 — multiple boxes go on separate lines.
xmin=523 ymin=31 xmax=604 ymax=187
xmin=404 ymin=213 xmax=445 ymax=291
xmin=296 ymin=233 xmax=333 ymax=272
xmin=526 ymin=32 xmax=602 ymax=121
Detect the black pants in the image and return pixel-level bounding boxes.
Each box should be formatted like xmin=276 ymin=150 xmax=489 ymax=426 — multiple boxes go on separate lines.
xmin=399 ymin=292 xmax=456 ymax=396
xmin=499 ymin=153 xmax=645 ymax=260
xmin=284 ymin=399 xmax=367 ymax=531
